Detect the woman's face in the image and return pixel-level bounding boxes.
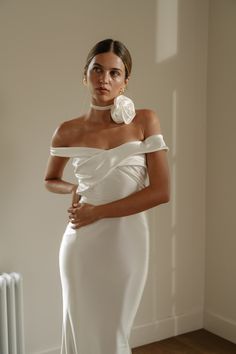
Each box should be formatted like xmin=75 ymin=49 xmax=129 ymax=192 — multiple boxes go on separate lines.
xmin=85 ymin=52 xmax=128 ymax=105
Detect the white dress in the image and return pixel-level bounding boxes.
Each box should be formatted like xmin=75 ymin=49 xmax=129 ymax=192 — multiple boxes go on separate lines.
xmin=50 ymin=134 xmax=168 ymax=354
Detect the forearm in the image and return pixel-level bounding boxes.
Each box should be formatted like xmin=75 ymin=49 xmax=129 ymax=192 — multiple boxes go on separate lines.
xmin=96 ymin=185 xmax=169 ymax=219
xmin=44 ymin=178 xmax=77 ymax=194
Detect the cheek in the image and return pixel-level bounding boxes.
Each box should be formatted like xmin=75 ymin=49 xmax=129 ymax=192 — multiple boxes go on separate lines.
xmin=113 ymin=76 xmax=125 ymax=87
xmin=87 ymin=71 xmax=95 ymax=81
xmin=86 ymin=72 xmax=98 ymax=88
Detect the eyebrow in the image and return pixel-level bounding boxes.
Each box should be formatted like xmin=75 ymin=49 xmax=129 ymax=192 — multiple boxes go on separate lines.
xmin=93 ymin=62 xmax=123 ymax=72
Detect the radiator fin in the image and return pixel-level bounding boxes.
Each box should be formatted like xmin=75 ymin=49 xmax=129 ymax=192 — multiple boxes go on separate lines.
xmin=0 ymin=272 xmax=25 ymax=354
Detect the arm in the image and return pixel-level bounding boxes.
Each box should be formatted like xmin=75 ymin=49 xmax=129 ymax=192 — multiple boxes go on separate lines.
xmin=97 ymin=150 xmax=169 ymax=218
xmin=69 ymin=110 xmax=170 ymax=228
xmin=44 ymin=125 xmax=79 ymax=203
xmin=44 ymin=155 xmax=77 ymax=194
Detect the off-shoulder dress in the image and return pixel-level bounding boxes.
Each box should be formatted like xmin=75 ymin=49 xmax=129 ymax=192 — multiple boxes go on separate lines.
xmin=50 ymin=134 xmax=169 ymax=354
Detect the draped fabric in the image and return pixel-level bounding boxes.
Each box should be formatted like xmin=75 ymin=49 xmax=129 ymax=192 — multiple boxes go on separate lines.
xmin=50 ymin=134 xmax=168 ymax=354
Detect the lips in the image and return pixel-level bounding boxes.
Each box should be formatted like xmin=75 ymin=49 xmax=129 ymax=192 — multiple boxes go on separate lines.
xmin=96 ymin=87 xmax=110 ymax=93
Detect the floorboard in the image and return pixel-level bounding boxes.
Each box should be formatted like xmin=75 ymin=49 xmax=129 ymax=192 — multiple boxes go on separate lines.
xmin=132 ymin=329 xmax=236 ymax=354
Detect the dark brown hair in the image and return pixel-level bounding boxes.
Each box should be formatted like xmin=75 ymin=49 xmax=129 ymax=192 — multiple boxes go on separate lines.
xmin=84 ymin=38 xmax=132 ymax=79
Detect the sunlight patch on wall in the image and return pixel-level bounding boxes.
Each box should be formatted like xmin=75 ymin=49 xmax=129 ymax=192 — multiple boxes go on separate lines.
xmin=156 ymin=0 xmax=178 ymax=63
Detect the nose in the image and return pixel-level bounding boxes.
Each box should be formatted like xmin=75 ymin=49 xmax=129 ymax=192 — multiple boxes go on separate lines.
xmin=99 ymin=70 xmax=110 ymax=84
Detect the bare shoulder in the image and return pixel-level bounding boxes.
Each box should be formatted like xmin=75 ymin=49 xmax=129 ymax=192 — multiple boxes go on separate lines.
xmin=51 ymin=115 xmax=85 ymax=147
xmin=135 ymin=109 xmax=161 ymax=137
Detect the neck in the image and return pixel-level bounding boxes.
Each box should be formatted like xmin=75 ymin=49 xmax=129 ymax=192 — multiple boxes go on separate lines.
xmin=90 ymin=102 xmax=113 ymax=110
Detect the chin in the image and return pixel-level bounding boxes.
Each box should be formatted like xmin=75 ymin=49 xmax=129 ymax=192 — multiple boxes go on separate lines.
xmin=93 ymin=94 xmax=115 ymax=105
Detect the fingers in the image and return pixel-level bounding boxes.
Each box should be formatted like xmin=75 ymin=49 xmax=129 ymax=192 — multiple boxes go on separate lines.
xmin=67 ymin=204 xmax=80 ymax=213
xmin=68 ymin=214 xmax=79 ymax=228
xmin=68 ymin=204 xmax=81 ymax=227
xmin=68 ymin=207 xmax=74 ymax=213
xmin=70 ymin=218 xmax=84 ymax=229
xmin=67 ymin=202 xmax=95 ymax=229
xmin=71 ymin=223 xmax=81 ymax=229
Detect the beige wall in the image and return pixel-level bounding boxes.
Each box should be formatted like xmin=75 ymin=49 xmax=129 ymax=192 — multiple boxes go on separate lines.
xmin=0 ymin=1 xmax=209 ymax=353
xmin=204 ymin=0 xmax=236 ymax=343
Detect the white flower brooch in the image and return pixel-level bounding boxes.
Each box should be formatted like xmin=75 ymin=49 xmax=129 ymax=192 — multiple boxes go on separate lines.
xmin=111 ymin=95 xmax=136 ymax=124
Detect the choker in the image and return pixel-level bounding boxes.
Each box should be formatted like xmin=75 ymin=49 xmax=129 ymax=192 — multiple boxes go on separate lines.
xmin=90 ymin=95 xmax=136 ymax=124
xmin=90 ymin=103 xmax=113 ymax=110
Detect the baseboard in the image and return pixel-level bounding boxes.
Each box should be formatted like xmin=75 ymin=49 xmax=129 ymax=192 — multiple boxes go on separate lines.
xmin=33 ymin=309 xmax=204 ymax=353
xmin=130 ymin=308 xmax=203 ymax=348
xmin=204 ymin=310 xmax=236 ymax=344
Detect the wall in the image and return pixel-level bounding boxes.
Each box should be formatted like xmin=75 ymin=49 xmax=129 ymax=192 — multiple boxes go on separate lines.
xmin=204 ymin=0 xmax=236 ymax=343
xmin=0 ymin=0 xmax=208 ymax=353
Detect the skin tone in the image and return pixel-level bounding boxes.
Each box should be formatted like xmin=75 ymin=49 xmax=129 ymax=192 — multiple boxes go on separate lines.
xmin=44 ymin=51 xmax=170 ymax=229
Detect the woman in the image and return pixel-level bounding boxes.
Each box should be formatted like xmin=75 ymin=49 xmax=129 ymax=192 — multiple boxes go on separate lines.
xmin=44 ymin=38 xmax=170 ymax=354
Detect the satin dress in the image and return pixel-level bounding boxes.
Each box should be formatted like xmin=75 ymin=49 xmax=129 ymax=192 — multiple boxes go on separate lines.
xmin=50 ymin=134 xmax=169 ymax=354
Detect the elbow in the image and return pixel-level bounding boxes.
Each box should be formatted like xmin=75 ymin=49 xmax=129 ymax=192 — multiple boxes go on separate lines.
xmin=44 ymin=178 xmax=53 ymax=192
xmin=159 ymin=181 xmax=170 ymax=204
xmin=152 ymin=187 xmax=170 ymax=205
xmin=161 ymin=191 xmax=170 ymax=204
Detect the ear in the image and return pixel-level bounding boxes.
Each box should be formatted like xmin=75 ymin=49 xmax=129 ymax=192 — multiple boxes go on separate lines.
xmin=124 ymin=76 xmax=129 ymax=86
xmin=83 ymin=76 xmax=87 ymax=85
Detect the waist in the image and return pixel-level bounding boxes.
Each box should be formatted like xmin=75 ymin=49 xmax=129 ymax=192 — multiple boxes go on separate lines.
xmin=79 ymin=185 xmax=145 ymax=205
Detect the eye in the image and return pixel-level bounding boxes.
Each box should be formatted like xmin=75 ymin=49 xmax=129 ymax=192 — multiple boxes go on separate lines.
xmin=110 ymin=70 xmax=120 ymax=77
xmin=92 ymin=66 xmax=102 ymax=73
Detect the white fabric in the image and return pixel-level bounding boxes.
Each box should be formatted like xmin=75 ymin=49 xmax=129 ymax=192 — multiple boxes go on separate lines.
xmin=110 ymin=95 xmax=136 ymax=124
xmin=50 ymin=134 xmax=168 ymax=354
xmin=90 ymin=103 xmax=113 ymax=110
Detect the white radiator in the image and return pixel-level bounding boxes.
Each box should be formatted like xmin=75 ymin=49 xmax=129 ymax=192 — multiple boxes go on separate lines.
xmin=0 ymin=273 xmax=25 ymax=354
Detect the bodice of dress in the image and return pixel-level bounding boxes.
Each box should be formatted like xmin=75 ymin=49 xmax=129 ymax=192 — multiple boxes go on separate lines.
xmin=50 ymin=134 xmax=168 ymax=205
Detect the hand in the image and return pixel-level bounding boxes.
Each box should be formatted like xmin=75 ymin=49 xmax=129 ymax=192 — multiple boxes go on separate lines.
xmin=68 ymin=202 xmax=100 ymax=229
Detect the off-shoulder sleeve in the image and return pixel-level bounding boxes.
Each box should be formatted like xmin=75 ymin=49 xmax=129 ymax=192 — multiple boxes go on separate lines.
xmin=50 ymin=147 xmax=78 ymax=158
xmin=49 ymin=134 xmax=169 ymax=158
xmin=143 ymin=134 xmax=169 ymax=152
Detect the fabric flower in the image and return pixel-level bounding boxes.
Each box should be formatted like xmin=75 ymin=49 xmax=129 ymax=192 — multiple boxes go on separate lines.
xmin=111 ymin=95 xmax=136 ymax=124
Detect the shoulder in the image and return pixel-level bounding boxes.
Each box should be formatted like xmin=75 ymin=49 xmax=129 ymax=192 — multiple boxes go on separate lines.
xmin=51 ymin=115 xmax=85 ymax=147
xmin=135 ymin=109 xmax=161 ymax=137
xmin=135 ymin=108 xmax=160 ymax=122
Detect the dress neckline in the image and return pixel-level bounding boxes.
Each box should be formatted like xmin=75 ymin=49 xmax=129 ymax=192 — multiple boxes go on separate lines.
xmin=51 ymin=134 xmax=163 ymax=152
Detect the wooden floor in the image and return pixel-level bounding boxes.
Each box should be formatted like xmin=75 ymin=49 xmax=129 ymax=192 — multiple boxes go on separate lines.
xmin=132 ymin=329 xmax=236 ymax=354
